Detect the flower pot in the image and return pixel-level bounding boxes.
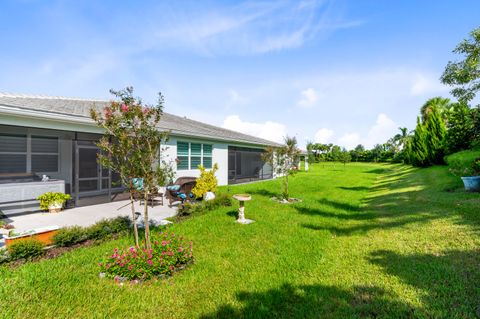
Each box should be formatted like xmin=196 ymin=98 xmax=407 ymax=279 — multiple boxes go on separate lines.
xmin=461 ymin=176 xmax=480 ymax=192
xmin=48 ymin=201 xmax=64 ymax=213
xmin=204 ymin=192 xmax=216 ymax=201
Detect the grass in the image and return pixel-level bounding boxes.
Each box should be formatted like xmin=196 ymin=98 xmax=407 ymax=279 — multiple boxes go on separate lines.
xmin=1 ymin=162 xmax=479 ymax=318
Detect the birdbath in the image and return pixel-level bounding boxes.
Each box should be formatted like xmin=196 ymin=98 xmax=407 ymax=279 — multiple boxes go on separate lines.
xmin=232 ymin=194 xmax=254 ymax=224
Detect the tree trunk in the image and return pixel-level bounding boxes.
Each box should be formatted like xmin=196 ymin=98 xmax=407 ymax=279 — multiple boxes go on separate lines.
xmin=129 ymin=191 xmax=140 ymax=247
xmin=284 ymin=174 xmax=289 ymax=200
xmin=143 ymin=191 xmax=151 ymax=249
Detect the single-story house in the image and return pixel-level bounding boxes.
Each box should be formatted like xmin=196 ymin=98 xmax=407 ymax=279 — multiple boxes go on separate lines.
xmin=0 ymin=93 xmax=281 ymax=212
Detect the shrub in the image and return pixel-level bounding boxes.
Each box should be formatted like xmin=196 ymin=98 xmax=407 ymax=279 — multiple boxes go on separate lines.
xmin=191 ymin=164 xmax=219 ymax=198
xmin=178 ymin=193 xmax=232 ymax=218
xmin=53 ymin=226 xmax=87 ymax=247
xmin=86 ymin=216 xmax=131 ymax=241
xmin=99 ymin=231 xmax=193 ymax=280
xmin=446 ymin=150 xmax=480 ymax=177
xmin=37 ymin=192 xmax=71 ymax=210
xmin=8 ymin=239 xmax=45 ymax=260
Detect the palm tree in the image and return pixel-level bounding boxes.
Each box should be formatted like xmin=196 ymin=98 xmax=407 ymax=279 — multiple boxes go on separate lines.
xmin=420 ymin=97 xmax=452 ymax=122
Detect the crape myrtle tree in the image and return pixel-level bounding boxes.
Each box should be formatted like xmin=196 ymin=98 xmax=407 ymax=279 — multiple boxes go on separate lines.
xmin=262 ymin=136 xmax=301 ymax=200
xmin=90 ymin=87 xmax=170 ymax=249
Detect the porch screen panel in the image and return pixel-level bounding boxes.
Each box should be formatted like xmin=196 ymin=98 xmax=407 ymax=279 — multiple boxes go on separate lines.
xmin=0 ymin=134 xmax=27 ymax=173
xmin=203 ymin=144 xmax=212 ymax=169
xmin=177 ymin=142 xmax=189 ymax=170
xmin=190 ymin=143 xmax=201 ymax=169
xmin=31 ymin=135 xmax=59 ymax=172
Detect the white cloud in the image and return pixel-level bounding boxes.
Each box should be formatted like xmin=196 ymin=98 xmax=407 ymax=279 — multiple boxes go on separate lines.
xmin=410 ymin=73 xmax=446 ymax=96
xmin=338 ymin=132 xmax=361 ymax=150
xmin=226 ymin=89 xmax=248 ymax=108
xmin=313 ymin=113 xmax=398 ymax=150
xmin=314 ymin=128 xmax=334 ymax=143
xmin=222 ymin=115 xmax=287 ymax=143
xmin=297 ymin=88 xmax=319 ymax=108
xmin=153 ymin=1 xmax=362 ymax=55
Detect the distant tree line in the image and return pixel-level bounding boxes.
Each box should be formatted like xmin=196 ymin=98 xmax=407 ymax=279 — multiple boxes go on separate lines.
xmin=307 ymin=26 xmax=480 ymax=167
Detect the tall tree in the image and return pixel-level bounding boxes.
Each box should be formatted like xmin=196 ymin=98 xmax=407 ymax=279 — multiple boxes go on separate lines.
xmin=91 ymin=87 xmax=169 ymax=249
xmin=409 ymin=117 xmax=429 ymax=167
xmin=441 ymin=27 xmax=480 ymax=103
xmin=424 ymin=105 xmax=447 ymax=164
xmin=445 ymin=102 xmax=474 ymax=153
xmin=420 ymin=97 xmax=451 ymax=122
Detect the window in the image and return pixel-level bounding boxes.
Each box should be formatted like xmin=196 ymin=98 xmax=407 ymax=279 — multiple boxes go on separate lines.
xmin=31 ymin=135 xmax=59 ymax=172
xmin=0 ymin=133 xmax=59 ymax=174
xmin=176 ymin=141 xmax=213 ymax=170
xmin=177 ymin=142 xmax=189 ymax=170
xmin=203 ymin=144 xmax=212 ymax=169
xmin=0 ymin=134 xmax=27 ymax=173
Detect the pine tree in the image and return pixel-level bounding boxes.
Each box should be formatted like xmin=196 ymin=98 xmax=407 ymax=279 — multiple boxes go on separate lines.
xmin=424 ymin=106 xmax=447 ymax=164
xmin=410 ymin=117 xmax=429 ymax=167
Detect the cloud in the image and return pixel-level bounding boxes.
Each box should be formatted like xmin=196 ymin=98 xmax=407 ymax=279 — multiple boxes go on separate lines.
xmin=338 ymin=132 xmax=361 ymax=149
xmin=222 ymin=115 xmax=287 ymax=143
xmin=314 ymin=128 xmax=334 ymax=143
xmin=410 ymin=73 xmax=446 ymax=96
xmin=297 ymin=88 xmax=319 ymax=108
xmin=313 ymin=113 xmax=398 ymax=150
xmin=153 ymin=0 xmax=362 ymax=55
xmin=226 ymin=89 xmax=248 ymax=108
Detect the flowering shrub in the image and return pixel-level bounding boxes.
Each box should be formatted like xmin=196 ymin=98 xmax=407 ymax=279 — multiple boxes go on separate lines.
xmin=99 ymin=231 xmax=193 ymax=281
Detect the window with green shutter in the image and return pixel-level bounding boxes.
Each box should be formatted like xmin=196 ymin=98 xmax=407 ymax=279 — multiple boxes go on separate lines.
xmin=203 ymin=144 xmax=212 ymax=168
xmin=190 ymin=143 xmax=202 ymax=169
xmin=176 ymin=141 xmax=214 ymax=170
xmin=177 ymin=141 xmax=189 ymax=170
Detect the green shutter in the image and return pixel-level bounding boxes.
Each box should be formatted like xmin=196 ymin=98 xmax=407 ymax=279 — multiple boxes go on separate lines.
xmin=177 ymin=142 xmax=189 ymax=156
xmin=203 ymin=144 xmax=212 ymax=168
xmin=191 ymin=143 xmax=201 ymax=156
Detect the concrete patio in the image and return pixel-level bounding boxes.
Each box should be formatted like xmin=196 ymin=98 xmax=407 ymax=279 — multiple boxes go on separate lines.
xmin=0 ymin=200 xmax=178 ymax=248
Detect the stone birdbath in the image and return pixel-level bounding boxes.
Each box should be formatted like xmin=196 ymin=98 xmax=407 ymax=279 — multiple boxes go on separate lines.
xmin=232 ymin=194 xmax=254 ymax=224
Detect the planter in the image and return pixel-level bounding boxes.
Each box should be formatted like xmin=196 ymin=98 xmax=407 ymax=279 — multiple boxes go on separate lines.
xmin=48 ymin=201 xmax=64 ymax=213
xmin=461 ymin=176 xmax=480 ymax=192
xmin=4 ymin=226 xmax=60 ymax=247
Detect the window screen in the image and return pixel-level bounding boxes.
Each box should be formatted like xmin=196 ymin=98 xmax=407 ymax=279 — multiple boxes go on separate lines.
xmin=31 ymin=135 xmax=59 ymax=172
xmin=0 ymin=134 xmax=27 ymax=173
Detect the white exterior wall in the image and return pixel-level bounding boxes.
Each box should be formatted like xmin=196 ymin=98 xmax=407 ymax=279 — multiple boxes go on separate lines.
xmin=162 ymin=136 xmax=229 ymax=186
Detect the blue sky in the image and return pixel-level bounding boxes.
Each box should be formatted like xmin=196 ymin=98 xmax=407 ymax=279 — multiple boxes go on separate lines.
xmin=1 ymin=0 xmax=479 ymax=149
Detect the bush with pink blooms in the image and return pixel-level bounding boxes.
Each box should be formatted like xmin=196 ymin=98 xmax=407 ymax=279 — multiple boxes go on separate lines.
xmin=98 ymin=231 xmax=194 ymax=281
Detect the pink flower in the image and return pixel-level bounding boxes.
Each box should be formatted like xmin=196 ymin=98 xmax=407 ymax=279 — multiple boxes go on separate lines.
xmin=121 ymin=104 xmax=128 ymax=112
xmin=128 ymin=266 xmax=133 ymax=271
xmin=154 ymin=241 xmax=158 ymax=246
xmin=178 ymin=247 xmax=183 ymax=252
xmin=161 ymin=240 xmax=168 ymax=246
xmin=147 ymin=260 xmax=153 ymax=266
xmin=106 ymin=264 xmax=111 ymax=269
xmin=143 ymin=107 xmax=150 ymax=114
xmin=129 ymin=247 xmax=136 ymax=253
xmin=169 ymin=266 xmax=174 ymax=271
xmin=98 ymin=263 xmax=103 ymax=267
xmin=114 ymin=248 xmax=118 ymax=252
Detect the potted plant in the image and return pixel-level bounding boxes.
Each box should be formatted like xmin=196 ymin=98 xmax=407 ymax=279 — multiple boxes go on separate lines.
xmin=449 ymin=157 xmax=480 ymax=192
xmin=192 ymin=164 xmax=218 ymax=201
xmin=37 ymin=192 xmax=72 ymax=213
xmin=0 ymin=221 xmax=14 ymax=237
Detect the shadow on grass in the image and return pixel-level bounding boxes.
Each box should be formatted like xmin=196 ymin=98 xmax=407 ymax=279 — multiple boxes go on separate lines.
xmin=337 ymin=186 xmax=371 ymax=191
xmin=302 ymin=165 xmax=480 ymax=236
xmin=248 ymin=189 xmax=278 ymax=198
xmin=368 ymin=249 xmax=480 ymax=317
xmin=200 ymin=283 xmax=415 ymax=319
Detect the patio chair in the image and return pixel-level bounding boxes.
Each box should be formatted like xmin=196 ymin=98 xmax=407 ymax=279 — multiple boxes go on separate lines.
xmin=131 ymin=178 xmax=164 ymax=207
xmin=165 ymin=177 xmax=197 ymax=205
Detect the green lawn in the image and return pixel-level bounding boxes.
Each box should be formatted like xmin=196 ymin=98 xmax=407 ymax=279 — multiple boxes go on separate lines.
xmin=1 ymin=163 xmax=479 ymax=318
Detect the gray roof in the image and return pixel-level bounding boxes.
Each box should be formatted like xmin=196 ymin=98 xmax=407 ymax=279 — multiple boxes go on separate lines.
xmin=0 ymin=93 xmax=281 ymax=147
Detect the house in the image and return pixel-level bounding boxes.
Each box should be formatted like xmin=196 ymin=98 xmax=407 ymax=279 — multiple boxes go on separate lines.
xmin=0 ymin=93 xmax=281 ymax=212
